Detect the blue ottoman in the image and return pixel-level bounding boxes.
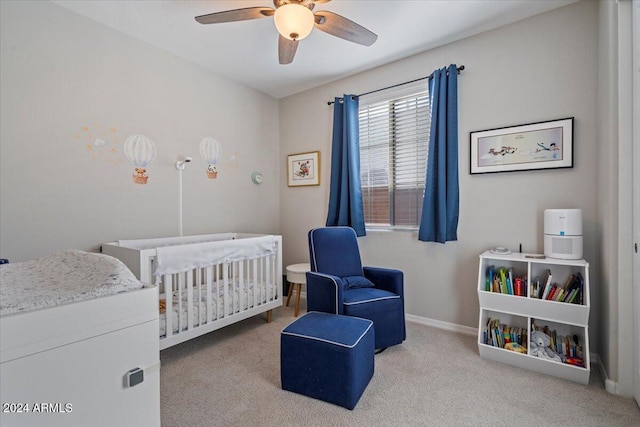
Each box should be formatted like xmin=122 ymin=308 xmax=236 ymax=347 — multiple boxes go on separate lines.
xmin=281 ymin=311 xmax=374 ymax=410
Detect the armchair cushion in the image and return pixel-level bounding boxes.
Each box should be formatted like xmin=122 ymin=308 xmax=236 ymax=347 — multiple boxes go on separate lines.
xmin=343 ymin=288 xmax=400 ymax=306
xmin=308 ymin=227 xmax=363 ymax=277
xmin=363 ymin=267 xmax=404 ymax=296
xmin=343 ymin=288 xmax=405 ymax=349
xmin=342 ymin=275 xmax=375 ymax=290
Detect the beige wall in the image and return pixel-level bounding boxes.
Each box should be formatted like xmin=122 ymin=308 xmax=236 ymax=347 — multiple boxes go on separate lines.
xmin=279 ymin=1 xmax=599 ymax=337
xmin=0 ymin=1 xmax=281 ymax=262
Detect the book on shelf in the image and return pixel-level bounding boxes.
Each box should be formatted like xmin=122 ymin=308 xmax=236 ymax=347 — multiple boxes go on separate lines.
xmin=514 ymin=277 xmax=524 ymax=297
xmin=546 ymin=284 xmax=557 ymax=300
xmin=507 ymin=268 xmax=514 ymax=295
xmin=562 ymin=274 xmax=575 ymax=290
xmin=483 ymin=318 xmax=527 ymax=350
xmin=576 ymin=272 xmax=584 ymax=305
xmin=532 ymin=271 xmax=584 ymax=304
xmin=560 ymin=273 xmax=583 ymax=304
xmin=530 ymin=276 xmax=540 ymax=298
xmin=485 ymin=266 xmax=527 ymax=297
xmin=555 ymin=274 xmax=575 ymax=303
xmin=540 ymin=269 xmax=553 ymax=299
xmin=484 ymin=265 xmax=494 ymax=291
xmin=499 ymin=268 xmax=507 ymax=294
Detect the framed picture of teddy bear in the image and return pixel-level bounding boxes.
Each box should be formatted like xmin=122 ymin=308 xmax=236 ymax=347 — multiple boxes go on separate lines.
xmin=287 ymin=151 xmax=320 ymax=187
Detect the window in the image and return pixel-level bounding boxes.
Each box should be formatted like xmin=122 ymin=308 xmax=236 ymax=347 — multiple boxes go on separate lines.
xmin=359 ymin=84 xmax=430 ymax=229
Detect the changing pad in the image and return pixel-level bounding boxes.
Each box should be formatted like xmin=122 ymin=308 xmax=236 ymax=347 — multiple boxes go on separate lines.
xmin=0 ymin=250 xmax=142 ymax=316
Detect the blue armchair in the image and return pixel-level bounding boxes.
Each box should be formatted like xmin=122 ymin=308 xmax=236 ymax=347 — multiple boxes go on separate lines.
xmin=306 ymin=227 xmax=406 ymax=350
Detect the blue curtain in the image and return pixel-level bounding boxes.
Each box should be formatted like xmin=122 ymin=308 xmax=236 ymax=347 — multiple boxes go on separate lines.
xmin=418 ymin=65 xmax=459 ymax=243
xmin=326 ymin=95 xmax=366 ymax=236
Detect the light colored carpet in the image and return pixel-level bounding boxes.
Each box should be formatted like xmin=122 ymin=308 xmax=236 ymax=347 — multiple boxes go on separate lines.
xmin=160 ymin=304 xmax=640 ymax=427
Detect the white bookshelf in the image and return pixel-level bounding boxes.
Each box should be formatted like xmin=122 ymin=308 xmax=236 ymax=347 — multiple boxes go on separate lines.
xmin=477 ymin=251 xmax=590 ymax=384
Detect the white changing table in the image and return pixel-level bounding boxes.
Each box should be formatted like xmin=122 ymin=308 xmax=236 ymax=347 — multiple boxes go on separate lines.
xmin=0 ymin=286 xmax=160 ymax=427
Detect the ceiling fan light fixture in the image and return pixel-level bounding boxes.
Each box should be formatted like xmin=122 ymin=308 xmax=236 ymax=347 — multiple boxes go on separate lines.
xmin=274 ymin=3 xmax=314 ymax=41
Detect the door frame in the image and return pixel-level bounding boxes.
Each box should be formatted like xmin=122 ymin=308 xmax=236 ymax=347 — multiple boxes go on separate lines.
xmin=633 ymin=0 xmax=640 ymax=408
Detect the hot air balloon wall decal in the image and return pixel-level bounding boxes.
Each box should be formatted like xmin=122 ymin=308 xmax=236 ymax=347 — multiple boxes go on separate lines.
xmin=123 ymin=134 xmax=157 ymax=184
xmin=199 ymin=137 xmax=221 ymax=179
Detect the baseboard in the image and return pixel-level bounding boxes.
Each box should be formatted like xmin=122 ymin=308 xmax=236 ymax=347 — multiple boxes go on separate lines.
xmin=590 ymin=352 xmax=618 ymax=394
xmin=405 ymin=313 xmax=477 ymax=336
xmin=290 ymin=295 xmax=477 ymax=337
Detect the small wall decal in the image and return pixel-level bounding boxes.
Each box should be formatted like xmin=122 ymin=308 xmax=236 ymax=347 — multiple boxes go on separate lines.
xmin=225 ymin=152 xmax=241 ymax=173
xmin=76 ymin=123 xmax=122 ymax=166
xmin=199 ymin=137 xmax=221 ymax=179
xmin=123 ymin=134 xmax=157 ymax=184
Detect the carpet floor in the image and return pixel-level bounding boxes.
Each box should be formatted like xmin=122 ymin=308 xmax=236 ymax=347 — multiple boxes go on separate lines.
xmin=160 ymin=304 xmax=640 ymax=427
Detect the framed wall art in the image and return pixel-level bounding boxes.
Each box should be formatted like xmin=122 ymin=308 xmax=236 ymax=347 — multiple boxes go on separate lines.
xmin=470 ymin=117 xmax=573 ymax=174
xmin=287 ymin=151 xmax=320 ymax=187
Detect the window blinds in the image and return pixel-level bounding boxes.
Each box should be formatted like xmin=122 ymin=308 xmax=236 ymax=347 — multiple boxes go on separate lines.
xmin=359 ymin=84 xmax=430 ymax=228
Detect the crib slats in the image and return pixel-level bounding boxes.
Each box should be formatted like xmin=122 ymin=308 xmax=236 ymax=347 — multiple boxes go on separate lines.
xmin=165 ymin=274 xmax=173 ymax=338
xmin=215 ymin=264 xmax=221 ymax=320
xmin=239 ymin=260 xmax=245 ymax=312
xmin=206 ymin=266 xmax=213 ymax=324
xmin=223 ymin=262 xmax=229 ymax=318
xmin=176 ymin=275 xmax=181 ymax=332
xmin=236 ymin=261 xmax=239 ymax=313
xmin=196 ymin=268 xmax=202 ymax=323
xmin=266 ymin=255 xmax=272 ymax=302
xmin=232 ymin=262 xmax=237 ymax=315
xmin=186 ymin=272 xmax=194 ymax=330
xmin=252 ymin=258 xmax=258 ymax=309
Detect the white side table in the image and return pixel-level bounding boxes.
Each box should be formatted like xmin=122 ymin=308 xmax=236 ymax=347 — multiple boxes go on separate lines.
xmin=285 ymin=263 xmax=310 ymax=317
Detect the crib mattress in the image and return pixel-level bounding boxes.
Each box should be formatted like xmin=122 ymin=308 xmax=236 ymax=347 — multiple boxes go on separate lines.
xmin=159 ymin=281 xmax=277 ymax=337
xmin=0 ymin=250 xmax=142 ymax=316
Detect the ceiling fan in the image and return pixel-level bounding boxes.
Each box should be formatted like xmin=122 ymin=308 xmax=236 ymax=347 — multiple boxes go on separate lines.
xmin=195 ymin=0 xmax=377 ymax=65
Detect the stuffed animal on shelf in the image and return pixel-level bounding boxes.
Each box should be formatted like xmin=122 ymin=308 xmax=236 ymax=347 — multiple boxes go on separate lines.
xmin=505 ymin=342 xmax=527 ymax=353
xmin=529 ymin=330 xmax=563 ymax=362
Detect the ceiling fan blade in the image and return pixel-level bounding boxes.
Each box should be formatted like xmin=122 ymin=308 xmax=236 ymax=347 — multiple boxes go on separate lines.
xmin=278 ymin=35 xmax=298 ymax=65
xmin=195 ymin=7 xmax=274 ymax=25
xmin=274 ymin=0 xmax=316 ymax=10
xmin=314 ymin=11 xmax=377 ymax=46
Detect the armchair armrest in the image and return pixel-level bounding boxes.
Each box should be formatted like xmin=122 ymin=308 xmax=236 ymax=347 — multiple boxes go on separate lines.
xmin=306 ymin=272 xmax=345 ymax=315
xmin=363 ymin=267 xmax=404 ymax=298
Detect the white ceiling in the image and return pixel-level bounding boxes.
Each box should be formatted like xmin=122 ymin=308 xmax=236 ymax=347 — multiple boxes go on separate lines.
xmin=53 ymin=0 xmax=577 ymax=99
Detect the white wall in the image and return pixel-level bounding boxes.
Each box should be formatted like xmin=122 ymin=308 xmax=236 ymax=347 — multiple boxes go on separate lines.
xmin=279 ymin=1 xmax=599 ymax=336
xmin=597 ymin=0 xmax=619 ymax=390
xmin=597 ymin=0 xmax=636 ymax=398
xmin=0 ymin=1 xmax=280 ymax=262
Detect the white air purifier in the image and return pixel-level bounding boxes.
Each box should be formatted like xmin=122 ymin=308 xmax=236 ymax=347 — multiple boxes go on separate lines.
xmin=544 ymin=209 xmax=583 ymax=260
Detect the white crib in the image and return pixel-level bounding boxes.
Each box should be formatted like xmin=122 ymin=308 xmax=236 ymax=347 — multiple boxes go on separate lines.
xmin=102 ymin=233 xmax=282 ymax=350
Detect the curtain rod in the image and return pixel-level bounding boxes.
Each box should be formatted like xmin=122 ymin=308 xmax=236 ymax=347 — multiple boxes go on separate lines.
xmin=327 ymin=65 xmax=464 ymax=105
